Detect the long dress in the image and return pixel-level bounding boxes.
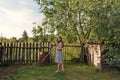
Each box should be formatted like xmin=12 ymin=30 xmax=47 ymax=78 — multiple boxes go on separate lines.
xmin=55 ymin=43 xmax=63 ymax=63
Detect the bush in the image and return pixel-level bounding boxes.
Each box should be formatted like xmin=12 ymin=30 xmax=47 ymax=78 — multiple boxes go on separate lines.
xmin=102 ymin=43 xmax=120 ymax=69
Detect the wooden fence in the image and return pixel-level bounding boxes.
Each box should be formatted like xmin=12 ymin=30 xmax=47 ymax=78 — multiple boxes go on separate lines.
xmin=0 ymin=42 xmax=51 ymax=65
xmin=0 ymin=42 xmax=81 ymax=65
xmin=54 ymin=45 xmax=81 ymax=61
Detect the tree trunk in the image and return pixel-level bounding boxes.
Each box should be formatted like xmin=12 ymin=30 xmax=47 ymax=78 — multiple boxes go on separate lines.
xmin=79 ymin=43 xmax=89 ymax=64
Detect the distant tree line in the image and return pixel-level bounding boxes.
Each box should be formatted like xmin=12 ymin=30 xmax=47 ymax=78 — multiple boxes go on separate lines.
xmin=0 ymin=30 xmax=30 ymax=42
xmin=0 ymin=30 xmax=66 ymax=43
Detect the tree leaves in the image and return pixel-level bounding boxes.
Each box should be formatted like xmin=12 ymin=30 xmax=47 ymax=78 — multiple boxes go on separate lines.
xmin=35 ymin=0 xmax=120 ymax=44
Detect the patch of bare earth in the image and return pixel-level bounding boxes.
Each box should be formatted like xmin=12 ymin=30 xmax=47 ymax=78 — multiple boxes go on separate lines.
xmin=0 ymin=65 xmax=19 ymax=77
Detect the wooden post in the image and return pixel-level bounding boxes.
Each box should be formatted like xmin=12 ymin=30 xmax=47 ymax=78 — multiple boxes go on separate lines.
xmin=22 ymin=43 xmax=25 ymax=64
xmin=65 ymin=45 xmax=66 ymax=61
xmin=33 ymin=43 xmax=35 ymax=63
xmin=36 ymin=42 xmax=38 ymax=63
xmin=18 ymin=43 xmax=21 ymax=63
xmin=42 ymin=42 xmax=45 ymax=53
xmin=29 ymin=43 xmax=32 ymax=64
xmin=3 ymin=42 xmax=7 ymax=64
xmin=26 ymin=42 xmax=28 ymax=64
xmin=39 ymin=42 xmax=42 ymax=62
xmin=6 ymin=43 xmax=9 ymax=64
xmin=15 ymin=42 xmax=18 ymax=63
xmin=48 ymin=42 xmax=52 ymax=64
xmin=10 ymin=43 xmax=13 ymax=63
xmin=0 ymin=42 xmax=2 ymax=65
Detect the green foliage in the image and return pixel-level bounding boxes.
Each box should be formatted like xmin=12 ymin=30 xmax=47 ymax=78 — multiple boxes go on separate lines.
xmin=0 ymin=37 xmax=9 ymax=42
xmin=22 ymin=30 xmax=29 ymax=42
xmin=32 ymin=25 xmax=47 ymax=42
xmin=88 ymin=0 xmax=120 ymax=43
xmin=9 ymin=37 xmax=17 ymax=42
xmin=103 ymin=43 xmax=120 ymax=68
xmin=0 ymin=37 xmax=17 ymax=42
xmin=35 ymin=0 xmax=120 ymax=43
xmin=88 ymin=0 xmax=120 ymax=68
xmin=35 ymin=0 xmax=94 ymax=44
xmin=18 ymin=30 xmax=29 ymax=42
xmin=35 ymin=0 xmax=120 ymax=68
xmin=32 ymin=22 xmax=57 ymax=42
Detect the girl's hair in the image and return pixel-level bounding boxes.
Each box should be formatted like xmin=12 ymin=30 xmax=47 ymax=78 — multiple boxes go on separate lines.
xmin=57 ymin=36 xmax=62 ymax=43
xmin=57 ymin=36 xmax=64 ymax=47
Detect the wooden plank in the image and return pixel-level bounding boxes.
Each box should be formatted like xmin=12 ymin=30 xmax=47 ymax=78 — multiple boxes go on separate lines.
xmin=26 ymin=42 xmax=28 ymax=64
xmin=36 ymin=42 xmax=38 ymax=63
xmin=0 ymin=42 xmax=2 ymax=64
xmin=65 ymin=46 xmax=67 ymax=61
xmin=15 ymin=42 xmax=18 ymax=63
xmin=33 ymin=43 xmax=35 ymax=63
xmin=38 ymin=42 xmax=42 ymax=62
xmin=18 ymin=43 xmax=21 ymax=63
xmin=3 ymin=42 xmax=6 ymax=64
xmin=22 ymin=43 xmax=25 ymax=64
xmin=48 ymin=42 xmax=52 ymax=64
xmin=13 ymin=42 xmax=15 ymax=63
xmin=43 ymin=42 xmax=44 ymax=53
xmin=29 ymin=43 xmax=32 ymax=64
xmin=10 ymin=43 xmax=13 ymax=63
xmin=6 ymin=43 xmax=9 ymax=64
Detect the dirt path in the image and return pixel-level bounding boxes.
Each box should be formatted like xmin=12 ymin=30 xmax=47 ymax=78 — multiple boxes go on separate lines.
xmin=0 ymin=65 xmax=19 ymax=77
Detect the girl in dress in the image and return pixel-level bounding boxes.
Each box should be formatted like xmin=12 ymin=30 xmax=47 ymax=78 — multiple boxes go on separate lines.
xmin=55 ymin=36 xmax=64 ymax=72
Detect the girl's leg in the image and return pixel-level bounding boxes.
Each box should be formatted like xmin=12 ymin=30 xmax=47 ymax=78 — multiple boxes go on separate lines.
xmin=56 ymin=63 xmax=60 ymax=72
xmin=61 ymin=63 xmax=64 ymax=72
xmin=57 ymin=63 xmax=60 ymax=71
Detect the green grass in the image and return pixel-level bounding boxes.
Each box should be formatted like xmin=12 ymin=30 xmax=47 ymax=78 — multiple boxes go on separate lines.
xmin=0 ymin=63 xmax=120 ymax=80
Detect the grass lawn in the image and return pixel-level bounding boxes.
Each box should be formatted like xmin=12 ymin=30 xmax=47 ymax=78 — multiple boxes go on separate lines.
xmin=0 ymin=63 xmax=120 ymax=80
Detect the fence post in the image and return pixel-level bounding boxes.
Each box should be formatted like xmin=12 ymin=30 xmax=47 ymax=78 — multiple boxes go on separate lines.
xmin=48 ymin=42 xmax=52 ymax=64
xmin=26 ymin=42 xmax=28 ymax=64
xmin=0 ymin=42 xmax=2 ymax=65
xmin=22 ymin=43 xmax=25 ymax=64
xmin=18 ymin=43 xmax=21 ymax=63
xmin=36 ymin=42 xmax=38 ymax=63
xmin=29 ymin=43 xmax=32 ymax=64
xmin=10 ymin=43 xmax=13 ymax=63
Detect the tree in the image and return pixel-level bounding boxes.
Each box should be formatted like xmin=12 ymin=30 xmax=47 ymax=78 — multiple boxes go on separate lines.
xmin=32 ymin=22 xmax=56 ymax=42
xmin=9 ymin=37 xmax=17 ymax=42
xmin=0 ymin=37 xmax=9 ymax=42
xmin=88 ymin=0 xmax=120 ymax=43
xmin=19 ymin=30 xmax=29 ymax=42
xmin=35 ymin=0 xmax=96 ymax=62
xmin=84 ymin=0 xmax=120 ymax=68
xmin=35 ymin=0 xmax=92 ymax=44
xmin=35 ymin=0 xmax=120 ymax=64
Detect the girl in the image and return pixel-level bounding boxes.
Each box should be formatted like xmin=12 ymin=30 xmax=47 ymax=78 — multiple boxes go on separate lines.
xmin=55 ymin=36 xmax=64 ymax=72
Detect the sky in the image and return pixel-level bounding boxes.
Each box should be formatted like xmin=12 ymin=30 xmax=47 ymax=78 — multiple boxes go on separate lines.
xmin=0 ymin=0 xmax=44 ymax=39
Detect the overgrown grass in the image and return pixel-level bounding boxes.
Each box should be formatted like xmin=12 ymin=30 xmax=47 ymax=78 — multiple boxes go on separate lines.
xmin=1 ymin=63 xmax=120 ymax=80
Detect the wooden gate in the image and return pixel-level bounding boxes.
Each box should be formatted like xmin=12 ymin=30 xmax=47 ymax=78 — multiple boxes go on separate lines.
xmin=51 ymin=44 xmax=81 ymax=63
